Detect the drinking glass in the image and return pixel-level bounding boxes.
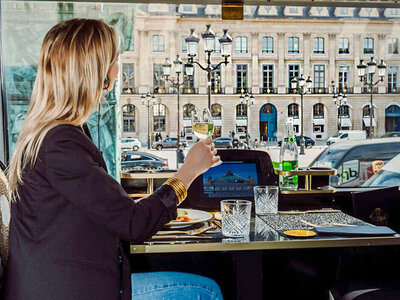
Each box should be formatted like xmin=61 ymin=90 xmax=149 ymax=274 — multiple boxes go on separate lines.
xmin=221 ymin=200 xmax=252 ymax=237
xmin=191 ymin=108 xmax=222 ymax=167
xmin=254 ymin=185 xmax=279 ymax=215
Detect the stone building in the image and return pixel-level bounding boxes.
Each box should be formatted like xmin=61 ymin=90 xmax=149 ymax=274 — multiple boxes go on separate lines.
xmin=121 ymin=4 xmax=400 ymax=143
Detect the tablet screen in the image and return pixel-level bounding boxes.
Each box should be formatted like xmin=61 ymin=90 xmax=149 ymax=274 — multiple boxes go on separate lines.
xmin=201 ymin=161 xmax=259 ymax=198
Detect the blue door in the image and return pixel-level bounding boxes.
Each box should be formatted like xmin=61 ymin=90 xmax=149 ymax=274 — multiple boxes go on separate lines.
xmin=385 ymin=105 xmax=400 ymax=132
xmin=259 ymin=104 xmax=277 ymax=141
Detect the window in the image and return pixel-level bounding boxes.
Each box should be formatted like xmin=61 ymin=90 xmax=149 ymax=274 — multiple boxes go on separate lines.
xmin=122 ymin=104 xmax=135 ymax=132
xmin=183 ymin=104 xmax=195 ymax=118
xmin=152 ymin=35 xmax=164 ymax=52
xmin=288 ymin=103 xmax=299 ymax=118
xmin=289 ymin=7 xmax=298 ymax=13
xmin=338 ymin=105 xmax=350 ymax=117
xmin=214 ymin=36 xmax=221 ymax=53
xmin=313 ymin=37 xmax=324 ymax=54
xmin=388 ymin=66 xmax=398 ymax=92
xmin=338 ymin=38 xmax=350 ymax=54
xmin=363 ymin=105 xmax=372 ymax=117
xmin=340 ymin=7 xmax=348 ymax=14
xmin=288 ymin=64 xmax=300 ymax=88
xmin=388 ymin=38 xmax=398 ymax=54
xmin=182 ymin=36 xmax=187 ymax=53
xmin=236 ymin=104 xmax=247 ymax=117
xmin=236 ymin=64 xmax=248 ymax=92
xmin=313 ymin=103 xmax=324 ymax=118
xmin=211 ymin=65 xmax=221 ymax=93
xmin=153 ymin=64 xmax=165 ymax=93
xmin=153 ymin=103 xmax=166 ymax=132
xmin=364 ymin=38 xmax=374 ymax=54
xmin=288 ymin=37 xmax=299 ymax=54
xmin=262 ymin=65 xmax=274 ymax=90
xmin=314 ymin=65 xmax=325 ymax=89
xmin=122 ymin=64 xmax=135 ymax=94
xmin=338 ymin=65 xmax=350 ymax=92
xmin=262 ymin=36 xmax=273 ymax=53
xmin=236 ymin=36 xmax=248 ymax=53
xmin=211 ymin=104 xmax=222 ymax=119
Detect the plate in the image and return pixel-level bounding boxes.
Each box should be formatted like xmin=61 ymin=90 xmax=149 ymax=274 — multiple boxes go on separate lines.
xmin=165 ymin=209 xmax=213 ymax=229
xmin=283 ymin=230 xmax=316 ymax=238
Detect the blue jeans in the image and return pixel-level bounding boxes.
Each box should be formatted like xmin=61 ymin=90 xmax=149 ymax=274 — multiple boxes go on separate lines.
xmin=131 ymin=271 xmax=223 ymax=300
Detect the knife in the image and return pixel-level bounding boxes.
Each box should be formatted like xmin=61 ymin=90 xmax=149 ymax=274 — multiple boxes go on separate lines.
xmin=145 ymin=240 xmax=200 ymax=245
xmin=151 ymin=235 xmax=213 ymax=240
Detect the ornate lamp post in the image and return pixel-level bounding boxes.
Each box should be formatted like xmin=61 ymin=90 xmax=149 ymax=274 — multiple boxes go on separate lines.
xmin=141 ymin=92 xmax=161 ymax=149
xmin=291 ymin=74 xmax=312 ymax=155
xmin=185 ymin=25 xmax=233 ymax=109
xmin=162 ymin=55 xmax=194 ymax=168
xmin=357 ymin=57 xmax=387 ymax=138
xmin=331 ymin=81 xmax=347 ymax=131
xmin=239 ymin=92 xmax=255 ymax=148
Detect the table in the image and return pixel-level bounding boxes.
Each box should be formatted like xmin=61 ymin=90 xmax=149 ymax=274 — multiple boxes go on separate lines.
xmin=130 ymin=212 xmax=400 ymax=299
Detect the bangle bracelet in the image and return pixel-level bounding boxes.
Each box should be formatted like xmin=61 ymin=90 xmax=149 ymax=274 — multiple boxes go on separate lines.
xmin=163 ymin=178 xmax=188 ymax=205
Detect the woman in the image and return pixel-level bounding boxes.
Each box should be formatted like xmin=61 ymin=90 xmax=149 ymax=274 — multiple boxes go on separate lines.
xmin=5 ymin=19 xmax=222 ymax=300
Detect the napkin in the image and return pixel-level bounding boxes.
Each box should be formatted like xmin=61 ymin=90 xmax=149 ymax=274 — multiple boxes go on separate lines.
xmin=315 ymin=225 xmax=396 ymax=237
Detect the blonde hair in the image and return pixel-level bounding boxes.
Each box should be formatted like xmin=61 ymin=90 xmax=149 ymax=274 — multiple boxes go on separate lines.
xmin=8 ymin=18 xmax=119 ymax=199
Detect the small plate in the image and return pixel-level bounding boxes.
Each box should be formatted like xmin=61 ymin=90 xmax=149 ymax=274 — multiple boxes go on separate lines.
xmin=165 ymin=209 xmax=213 ymax=229
xmin=283 ymin=230 xmax=316 ymax=238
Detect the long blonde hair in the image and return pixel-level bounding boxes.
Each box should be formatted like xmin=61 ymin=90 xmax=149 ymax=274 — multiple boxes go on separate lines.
xmin=8 ymin=18 xmax=119 ymax=199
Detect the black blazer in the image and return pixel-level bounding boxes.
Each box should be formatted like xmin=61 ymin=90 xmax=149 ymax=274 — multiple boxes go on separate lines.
xmin=4 ymin=124 xmax=178 ymax=300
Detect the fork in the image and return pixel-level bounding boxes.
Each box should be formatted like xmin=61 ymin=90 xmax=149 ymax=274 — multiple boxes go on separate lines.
xmin=155 ymin=225 xmax=214 ymax=236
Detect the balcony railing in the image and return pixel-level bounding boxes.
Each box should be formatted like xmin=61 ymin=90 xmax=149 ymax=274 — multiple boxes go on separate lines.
xmin=260 ymin=87 xmax=277 ymax=94
xmin=181 ymin=88 xmax=199 ymax=94
xmin=337 ymin=87 xmax=354 ymax=94
xmin=211 ymin=88 xmax=225 ymax=94
xmin=235 ymin=87 xmax=252 ymax=94
xmin=122 ymin=87 xmax=138 ymax=94
xmin=387 ymin=88 xmax=400 ymax=94
xmin=362 ymin=87 xmax=378 ymax=94
xmin=312 ymin=88 xmax=329 ymax=94
xmin=152 ymin=87 xmax=170 ymax=94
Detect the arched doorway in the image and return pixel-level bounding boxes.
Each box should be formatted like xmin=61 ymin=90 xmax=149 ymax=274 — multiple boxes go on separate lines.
xmin=385 ymin=104 xmax=400 ymax=132
xmin=259 ymin=104 xmax=277 ymax=141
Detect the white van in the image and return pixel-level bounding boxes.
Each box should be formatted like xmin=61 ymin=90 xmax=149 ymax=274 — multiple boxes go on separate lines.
xmin=326 ymin=130 xmax=366 ymax=146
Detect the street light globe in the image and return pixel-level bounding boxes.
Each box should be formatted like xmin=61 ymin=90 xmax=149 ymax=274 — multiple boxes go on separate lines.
xmin=219 ymin=29 xmax=233 ymax=57
xmin=162 ymin=58 xmax=172 ymax=76
xmin=185 ymin=63 xmax=194 ymax=77
xmin=299 ymin=74 xmax=306 ymax=87
xmin=367 ymin=57 xmax=377 ymax=75
xmin=186 ymin=29 xmax=199 ymax=57
xmin=291 ymin=77 xmax=298 ymax=89
xmin=173 ymin=55 xmax=183 ymax=74
xmin=377 ymin=60 xmax=387 ymax=78
xmin=357 ymin=59 xmax=367 ymax=78
xmin=201 ymin=24 xmax=216 ymax=52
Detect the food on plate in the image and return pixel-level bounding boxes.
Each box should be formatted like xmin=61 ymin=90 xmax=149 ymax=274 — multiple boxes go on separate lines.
xmin=171 ymin=209 xmax=198 ymax=223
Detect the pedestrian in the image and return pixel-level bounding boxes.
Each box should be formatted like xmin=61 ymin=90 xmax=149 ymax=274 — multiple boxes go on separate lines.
xmin=254 ymin=138 xmax=259 ymax=149
xmin=4 ymin=18 xmax=223 ymax=300
xmin=232 ymin=135 xmax=239 ymax=149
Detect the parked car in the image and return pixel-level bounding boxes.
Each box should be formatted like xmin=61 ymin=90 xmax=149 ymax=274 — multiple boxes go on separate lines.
xmin=277 ymin=136 xmax=315 ymax=148
xmin=326 ymin=130 xmax=366 ymax=146
xmin=363 ymin=153 xmax=400 ymax=188
xmin=381 ymin=132 xmax=400 ymax=138
xmin=152 ymin=137 xmax=188 ymax=151
xmin=310 ymin=138 xmax=400 ymax=187
xmin=121 ymin=152 xmax=168 ymax=171
xmin=120 ymin=137 xmax=141 ymax=151
xmin=213 ymin=137 xmax=233 ymax=149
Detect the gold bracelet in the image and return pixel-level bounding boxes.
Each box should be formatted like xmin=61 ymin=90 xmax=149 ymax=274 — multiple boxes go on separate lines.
xmin=163 ymin=178 xmax=188 ymax=205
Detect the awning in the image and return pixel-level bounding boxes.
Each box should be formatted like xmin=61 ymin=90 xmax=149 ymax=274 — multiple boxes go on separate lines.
xmin=363 ymin=117 xmax=377 ymax=127
xmin=236 ymin=119 xmax=247 ymax=126
xmin=340 ymin=118 xmax=352 ymax=127
xmin=293 ymin=118 xmax=300 ymax=126
xmin=183 ymin=119 xmax=192 ymax=127
xmin=313 ymin=118 xmax=326 ymax=126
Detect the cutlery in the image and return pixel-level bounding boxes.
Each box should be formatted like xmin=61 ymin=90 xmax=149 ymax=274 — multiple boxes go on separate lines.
xmin=300 ymin=219 xmax=356 ymax=227
xmin=151 ymin=235 xmax=213 ymax=240
xmin=279 ymin=209 xmax=342 ymax=215
xmin=156 ymin=225 xmax=214 ymax=236
xmin=145 ymin=240 xmax=200 ymax=245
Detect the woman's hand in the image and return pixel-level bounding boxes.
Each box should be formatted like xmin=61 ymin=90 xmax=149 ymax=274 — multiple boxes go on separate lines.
xmin=174 ymin=138 xmax=219 ymax=189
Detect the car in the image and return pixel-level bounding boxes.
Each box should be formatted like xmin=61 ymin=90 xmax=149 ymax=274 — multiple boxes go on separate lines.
xmin=363 ymin=153 xmax=400 ymax=188
xmin=120 ymin=138 xmax=141 ymax=151
xmin=277 ymin=136 xmax=315 ymax=148
xmin=152 ymin=137 xmax=188 ymax=151
xmin=326 ymin=130 xmax=366 ymax=146
xmin=213 ymin=137 xmax=233 ymax=149
xmin=310 ymin=138 xmax=400 ymax=187
xmin=121 ymin=152 xmax=168 ymax=171
xmin=380 ymin=132 xmax=400 ymax=138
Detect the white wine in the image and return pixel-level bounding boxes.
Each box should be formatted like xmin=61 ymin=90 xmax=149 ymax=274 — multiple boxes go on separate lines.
xmin=192 ymin=122 xmax=213 ymax=139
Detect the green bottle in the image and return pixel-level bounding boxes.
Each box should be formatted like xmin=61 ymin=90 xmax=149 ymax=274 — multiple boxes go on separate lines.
xmin=279 ymin=118 xmax=299 ymax=190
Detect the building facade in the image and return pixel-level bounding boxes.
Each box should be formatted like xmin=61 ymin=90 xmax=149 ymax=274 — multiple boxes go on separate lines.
xmin=121 ymin=4 xmax=400 ymax=143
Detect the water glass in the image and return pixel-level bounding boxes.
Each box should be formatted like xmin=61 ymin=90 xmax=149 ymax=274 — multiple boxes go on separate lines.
xmin=221 ymin=200 xmax=252 ymax=237
xmin=254 ymin=185 xmax=279 ymax=215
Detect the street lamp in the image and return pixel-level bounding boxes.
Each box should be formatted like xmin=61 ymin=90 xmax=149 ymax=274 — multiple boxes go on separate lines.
xmin=185 ymin=25 xmax=233 ymax=109
xmin=291 ymin=74 xmax=312 ymax=155
xmin=239 ymin=92 xmax=255 ymax=148
xmin=162 ymin=55 xmax=194 ymax=168
xmin=141 ymin=92 xmax=161 ymax=149
xmin=331 ymin=81 xmax=348 ymax=131
xmin=357 ymin=57 xmax=387 ymax=138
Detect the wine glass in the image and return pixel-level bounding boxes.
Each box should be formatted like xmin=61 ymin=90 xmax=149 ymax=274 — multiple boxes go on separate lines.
xmin=191 ymin=108 xmax=222 ymax=167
